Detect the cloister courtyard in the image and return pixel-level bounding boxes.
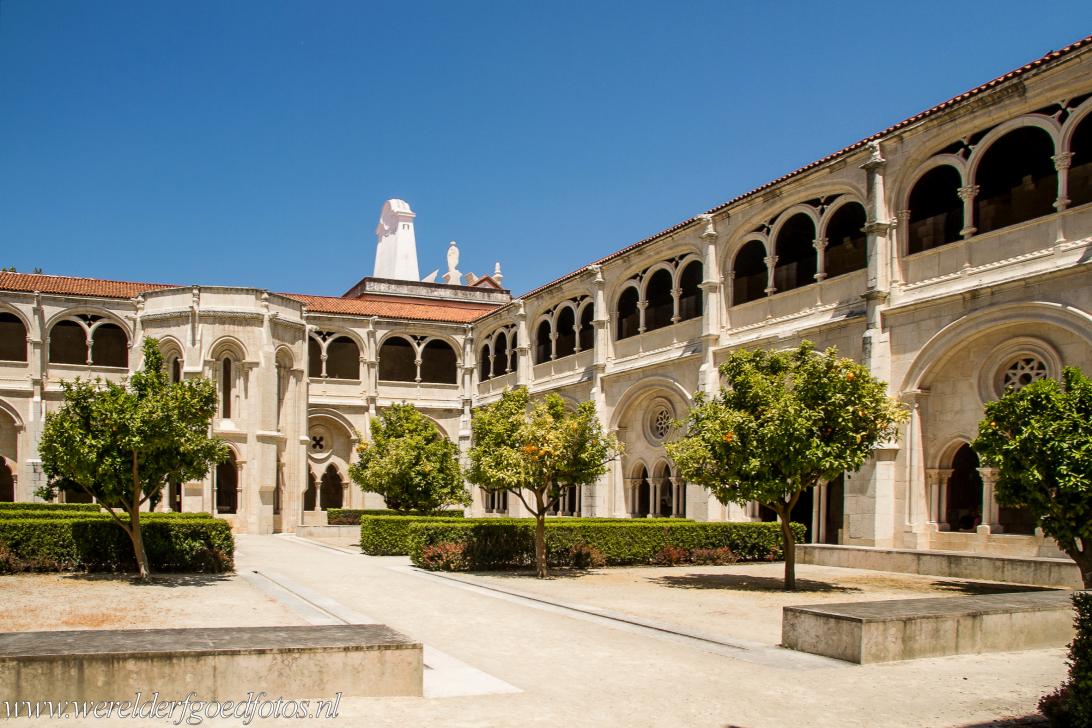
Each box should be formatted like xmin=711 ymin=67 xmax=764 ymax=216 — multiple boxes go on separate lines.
xmin=1 ymin=533 xmax=1067 ymax=727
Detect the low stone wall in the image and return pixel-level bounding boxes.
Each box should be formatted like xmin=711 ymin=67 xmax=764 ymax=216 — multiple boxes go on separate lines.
xmin=0 ymin=624 xmax=423 ymax=702
xmin=295 ymin=524 xmax=360 ymax=540
xmin=783 ymin=590 xmax=1077 ymax=664
xmin=798 ymin=544 xmax=1082 ymax=588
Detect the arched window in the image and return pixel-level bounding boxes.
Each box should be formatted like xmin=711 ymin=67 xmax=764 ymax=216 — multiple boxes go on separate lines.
xmin=634 ymin=465 xmax=650 ymax=518
xmin=324 ymin=337 xmax=360 ymax=380
xmin=907 ymin=165 xmax=963 ymax=254
xmin=774 ymin=213 xmax=818 ymax=292
xmin=644 ymin=269 xmax=674 ymax=331
xmin=946 ymin=444 xmax=983 ymax=531
xmin=378 ymin=337 xmax=417 ymax=382
xmin=732 ymin=240 xmax=768 ymax=305
xmin=677 ymin=261 xmax=703 ymax=321
xmin=90 ymin=323 xmax=128 ymax=368
xmin=307 ymin=338 xmax=322 ymax=378
xmin=534 ymin=320 xmax=552 ymax=363
xmin=974 ymin=127 xmax=1057 ymax=235
xmin=0 ymin=461 xmax=13 ymax=502
xmin=168 ymin=355 xmax=182 ymax=383
xmin=320 ymin=463 xmax=343 ymax=510
xmin=479 ymin=345 xmax=492 ymax=381
xmin=658 ymin=464 xmax=674 ymax=517
xmin=220 ymin=358 xmax=233 ymax=419
xmin=492 ymin=332 xmax=509 ymax=377
xmin=824 ymin=203 xmax=867 ymax=277
xmin=617 ymin=287 xmax=640 ymax=340
xmin=304 ymin=470 xmax=318 ymax=511
xmin=578 ymin=306 xmax=594 ymax=351
xmin=275 ymin=359 xmax=288 ymax=427
xmin=215 ymin=451 xmax=238 ymax=515
xmin=49 ymin=320 xmax=89 ymax=364
xmin=1070 ymin=114 xmax=1092 ymax=208
xmin=555 ymin=307 xmax=576 ymax=359
xmin=420 ymin=339 xmax=458 ymax=384
xmin=0 ymin=313 xmax=27 ymax=362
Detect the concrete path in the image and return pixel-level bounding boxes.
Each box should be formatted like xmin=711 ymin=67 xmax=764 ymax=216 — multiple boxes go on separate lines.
xmin=224 ymin=534 xmax=1065 ymax=728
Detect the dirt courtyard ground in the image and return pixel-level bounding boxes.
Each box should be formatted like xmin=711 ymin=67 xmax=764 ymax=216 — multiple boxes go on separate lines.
xmin=459 ymin=560 xmax=1056 ymax=644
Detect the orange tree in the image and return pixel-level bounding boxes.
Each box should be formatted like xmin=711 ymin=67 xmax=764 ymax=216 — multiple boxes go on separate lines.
xmin=467 ymin=387 xmax=621 ymax=578
xmin=667 ymin=342 xmax=905 ymax=590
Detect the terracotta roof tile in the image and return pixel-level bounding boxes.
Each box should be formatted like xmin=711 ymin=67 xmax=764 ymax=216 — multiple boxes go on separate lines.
xmin=280 ymin=292 xmax=498 ymax=323
xmin=0 ymin=271 xmax=175 ymax=299
xmin=505 ymin=33 xmax=1092 ymax=306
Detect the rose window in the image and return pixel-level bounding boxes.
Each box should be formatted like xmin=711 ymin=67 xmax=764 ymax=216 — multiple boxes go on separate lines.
xmin=1002 ymin=356 xmax=1048 ymax=392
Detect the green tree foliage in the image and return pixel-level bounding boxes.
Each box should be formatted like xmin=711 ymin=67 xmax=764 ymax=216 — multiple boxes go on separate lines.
xmin=467 ymin=387 xmax=621 ymax=578
xmin=349 ymin=403 xmax=469 ymax=514
xmin=666 ymin=342 xmax=906 ymax=590
xmin=38 ymin=339 xmax=228 ymax=578
xmin=973 ymin=367 xmax=1092 ymax=588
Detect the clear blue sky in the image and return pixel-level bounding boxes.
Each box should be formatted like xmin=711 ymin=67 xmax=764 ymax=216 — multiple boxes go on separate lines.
xmin=2 ymin=2 xmax=1090 ymax=297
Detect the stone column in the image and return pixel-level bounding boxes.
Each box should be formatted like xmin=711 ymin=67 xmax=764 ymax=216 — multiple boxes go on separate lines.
xmin=763 ymin=255 xmax=778 ymax=295
xmin=637 ymin=300 xmax=648 ymax=335
xmin=978 ymin=467 xmax=1002 ymax=534
xmin=813 ymin=238 xmax=828 ymax=282
xmin=588 ymin=265 xmax=610 ymax=517
xmin=1054 ymin=151 xmax=1074 ymax=245
xmin=958 ymin=184 xmax=979 ymax=240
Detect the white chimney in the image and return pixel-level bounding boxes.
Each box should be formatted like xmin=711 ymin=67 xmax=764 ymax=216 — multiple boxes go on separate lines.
xmin=373 ymin=199 xmax=420 ymax=281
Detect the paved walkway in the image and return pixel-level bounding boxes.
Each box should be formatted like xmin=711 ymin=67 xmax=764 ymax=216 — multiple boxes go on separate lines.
xmin=224 ymin=534 xmax=1064 ymax=728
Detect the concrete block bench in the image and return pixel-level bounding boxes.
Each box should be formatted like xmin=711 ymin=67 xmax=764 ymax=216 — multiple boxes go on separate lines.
xmin=782 ymin=590 xmax=1076 ymax=664
xmin=0 ymin=624 xmax=422 ymax=702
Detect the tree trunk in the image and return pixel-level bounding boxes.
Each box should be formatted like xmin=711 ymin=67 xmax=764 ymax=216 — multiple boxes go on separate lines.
xmin=779 ymin=515 xmax=796 ymax=592
xmin=534 ymin=513 xmax=547 ymax=579
xmin=1063 ymin=541 xmax=1092 ymax=589
xmin=130 ymin=453 xmax=151 ymax=579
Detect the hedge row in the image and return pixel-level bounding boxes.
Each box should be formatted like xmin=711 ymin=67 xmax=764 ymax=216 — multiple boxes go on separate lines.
xmin=328 ymin=508 xmax=465 ymax=525
xmin=406 ymin=520 xmax=807 ymax=570
xmin=0 ymin=510 xmax=213 ymax=521
xmin=0 ymin=517 xmax=234 ymax=573
xmin=0 ymin=502 xmax=100 ymax=512
xmin=359 ymin=515 xmax=692 ymax=556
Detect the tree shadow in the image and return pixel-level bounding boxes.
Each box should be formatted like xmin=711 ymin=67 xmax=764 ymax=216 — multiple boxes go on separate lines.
xmin=951 ymin=715 xmax=1046 ymax=727
xmin=651 ymin=572 xmax=860 ymax=593
xmin=62 ymin=573 xmax=232 ymax=588
xmin=466 ymin=568 xmax=601 ymax=581
xmin=927 ymin=580 xmax=1050 ymax=596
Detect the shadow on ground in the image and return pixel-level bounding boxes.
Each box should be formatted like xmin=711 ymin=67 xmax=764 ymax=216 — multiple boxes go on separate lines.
xmin=62 ymin=573 xmax=231 ymax=588
xmin=953 ymin=716 xmax=1047 ymax=727
xmin=926 ymin=580 xmax=1048 ymax=596
xmin=651 ymin=572 xmax=860 ymax=592
xmin=465 ymin=568 xmax=601 ymax=581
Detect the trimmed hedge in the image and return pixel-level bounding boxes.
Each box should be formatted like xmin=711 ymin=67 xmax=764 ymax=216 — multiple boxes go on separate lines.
xmin=407 ymin=520 xmax=807 ymax=570
xmin=0 ymin=510 xmax=215 ymax=521
xmin=0 ymin=517 xmax=234 ymax=573
xmin=1040 ymin=591 xmax=1092 ymax=726
xmin=360 ymin=516 xmax=466 ymax=555
xmin=328 ymin=508 xmax=465 ymax=525
xmin=360 ymin=515 xmax=692 ymax=556
xmin=0 ymin=502 xmax=101 ymax=512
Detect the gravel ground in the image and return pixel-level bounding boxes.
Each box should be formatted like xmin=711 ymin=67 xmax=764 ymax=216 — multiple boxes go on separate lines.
xmin=461 ymin=561 xmax=1055 ymax=644
xmin=0 ymin=572 xmax=306 ymax=633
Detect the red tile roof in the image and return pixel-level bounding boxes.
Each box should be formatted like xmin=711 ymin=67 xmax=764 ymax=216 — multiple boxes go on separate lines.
xmin=0 ymin=271 xmax=174 ymax=299
xmin=504 ymin=33 xmax=1092 ymax=306
xmin=281 ymin=292 xmax=498 ymax=323
xmin=0 ymin=272 xmax=498 ymax=323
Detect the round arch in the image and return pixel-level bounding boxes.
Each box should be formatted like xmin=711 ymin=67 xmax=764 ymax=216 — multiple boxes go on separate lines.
xmin=900 ymin=302 xmax=1092 ymax=393
xmin=965 ymin=114 xmax=1062 ymax=182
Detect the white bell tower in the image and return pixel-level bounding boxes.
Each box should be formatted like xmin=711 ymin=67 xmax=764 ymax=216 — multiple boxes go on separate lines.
xmin=373 ymin=199 xmax=420 ymax=281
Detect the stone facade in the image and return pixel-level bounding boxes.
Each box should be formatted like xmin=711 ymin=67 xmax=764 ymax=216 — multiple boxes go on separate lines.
xmin=2 ymin=37 xmax=1092 ymax=557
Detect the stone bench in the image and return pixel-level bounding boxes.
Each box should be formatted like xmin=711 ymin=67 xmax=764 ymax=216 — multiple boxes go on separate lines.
xmin=782 ymin=590 xmax=1076 ymax=664
xmin=0 ymin=624 xmax=423 ymax=702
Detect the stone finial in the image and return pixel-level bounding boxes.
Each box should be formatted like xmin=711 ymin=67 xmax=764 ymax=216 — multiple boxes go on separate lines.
xmin=493 ymin=261 xmax=503 ymax=285
xmin=443 ymin=241 xmax=462 ymax=285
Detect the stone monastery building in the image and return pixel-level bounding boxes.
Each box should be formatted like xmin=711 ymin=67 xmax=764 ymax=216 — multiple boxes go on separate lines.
xmin=3 ymin=36 xmax=1092 ymax=559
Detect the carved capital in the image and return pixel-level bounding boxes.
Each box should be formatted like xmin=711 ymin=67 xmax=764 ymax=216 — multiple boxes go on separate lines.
xmin=698 ymin=213 xmax=720 ymax=241
xmin=860 ymin=140 xmax=886 ymax=171
xmin=812 ymin=237 xmax=828 ymax=252
xmin=1053 ymin=151 xmax=1074 ymax=171
xmin=957 ymin=184 xmax=979 ymax=202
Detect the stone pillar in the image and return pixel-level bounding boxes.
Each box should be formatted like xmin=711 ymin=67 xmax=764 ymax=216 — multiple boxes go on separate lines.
xmin=698 ymin=214 xmax=723 ymax=396
xmin=587 ymin=265 xmax=611 ymax=517
xmin=813 ymin=238 xmax=828 ymax=282
xmin=902 ymin=389 xmax=930 ymax=541
xmin=926 ymin=468 xmax=952 ymax=530
xmin=514 ymin=300 xmax=531 ymax=386
xmin=978 ymin=467 xmax=1002 ymax=534
xmin=637 ymin=300 xmax=648 ymax=335
xmin=763 ymin=255 xmax=778 ymax=295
